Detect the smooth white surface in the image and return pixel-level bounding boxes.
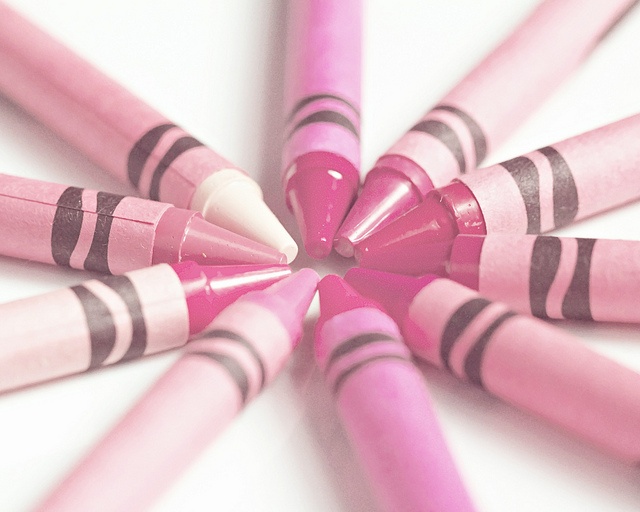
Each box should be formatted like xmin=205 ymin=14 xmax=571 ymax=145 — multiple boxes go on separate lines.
xmin=1 ymin=1 xmax=640 ymax=511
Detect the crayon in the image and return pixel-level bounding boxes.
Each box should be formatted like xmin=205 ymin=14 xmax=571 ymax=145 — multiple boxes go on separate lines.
xmin=315 ymin=275 xmax=477 ymax=512
xmin=0 ymin=173 xmax=287 ymax=273
xmin=34 ymin=269 xmax=318 ymax=512
xmin=355 ymin=113 xmax=640 ymax=275
xmin=282 ymin=0 xmax=361 ymax=259
xmin=0 ymin=261 xmax=290 ymax=393
xmin=446 ymin=234 xmax=640 ymax=323
xmin=345 ymin=268 xmax=640 ymax=463
xmin=0 ymin=3 xmax=297 ymax=261
xmin=334 ymin=0 xmax=640 ymax=257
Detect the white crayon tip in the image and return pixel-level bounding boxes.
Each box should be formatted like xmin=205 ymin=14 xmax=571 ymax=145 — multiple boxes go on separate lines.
xmin=191 ymin=169 xmax=299 ymax=263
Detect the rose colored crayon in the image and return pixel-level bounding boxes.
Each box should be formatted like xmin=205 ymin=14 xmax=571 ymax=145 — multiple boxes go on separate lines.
xmin=282 ymin=0 xmax=361 ymax=259
xmin=315 ymin=275 xmax=477 ymax=512
xmin=0 ymin=261 xmax=290 ymax=393
xmin=35 ymin=269 xmax=318 ymax=512
xmin=345 ymin=268 xmax=640 ymax=463
xmin=445 ymin=234 xmax=640 ymax=323
xmin=356 ymin=113 xmax=640 ymax=275
xmin=335 ymin=0 xmax=640 ymax=256
xmin=0 ymin=173 xmax=287 ymax=273
xmin=0 ymin=3 xmax=297 ymax=262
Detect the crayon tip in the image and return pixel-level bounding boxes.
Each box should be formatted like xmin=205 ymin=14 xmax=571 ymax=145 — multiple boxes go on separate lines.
xmin=317 ymin=274 xmax=377 ymax=319
xmin=344 ymin=267 xmax=439 ymax=323
xmin=286 ymin=156 xmax=359 ymax=260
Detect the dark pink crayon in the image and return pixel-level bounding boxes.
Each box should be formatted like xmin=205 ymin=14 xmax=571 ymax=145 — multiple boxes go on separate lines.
xmin=335 ymin=0 xmax=640 ymax=256
xmin=282 ymin=0 xmax=361 ymax=259
xmin=345 ymin=268 xmax=640 ymax=463
xmin=0 ymin=173 xmax=286 ymax=273
xmin=356 ymin=113 xmax=640 ymax=275
xmin=315 ymin=275 xmax=477 ymax=512
xmin=0 ymin=261 xmax=290 ymax=393
xmin=35 ymin=269 xmax=318 ymax=512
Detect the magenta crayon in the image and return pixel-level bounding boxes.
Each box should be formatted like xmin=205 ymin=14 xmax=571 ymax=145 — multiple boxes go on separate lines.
xmin=35 ymin=269 xmax=318 ymax=512
xmin=356 ymin=113 xmax=640 ymax=275
xmin=282 ymin=0 xmax=361 ymax=259
xmin=0 ymin=261 xmax=291 ymax=393
xmin=345 ymin=268 xmax=640 ymax=463
xmin=334 ymin=0 xmax=640 ymax=257
xmin=315 ymin=275 xmax=477 ymax=512
xmin=446 ymin=234 xmax=640 ymax=323
xmin=0 ymin=3 xmax=297 ymax=261
xmin=0 ymin=173 xmax=287 ymax=273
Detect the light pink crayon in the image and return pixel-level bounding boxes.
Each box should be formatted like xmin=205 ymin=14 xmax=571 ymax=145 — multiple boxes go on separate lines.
xmin=356 ymin=113 xmax=640 ymax=275
xmin=0 ymin=3 xmax=297 ymax=261
xmin=0 ymin=261 xmax=291 ymax=393
xmin=0 ymin=173 xmax=287 ymax=273
xmin=35 ymin=269 xmax=318 ymax=512
xmin=448 ymin=234 xmax=640 ymax=323
xmin=345 ymin=268 xmax=640 ymax=463
xmin=335 ymin=0 xmax=639 ymax=256
xmin=315 ymin=275 xmax=477 ymax=512
xmin=282 ymin=0 xmax=361 ymax=259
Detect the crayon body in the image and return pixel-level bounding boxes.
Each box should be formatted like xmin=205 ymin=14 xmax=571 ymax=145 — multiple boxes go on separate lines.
xmin=335 ymin=0 xmax=639 ymax=256
xmin=315 ymin=275 xmax=477 ymax=512
xmin=35 ymin=269 xmax=318 ymax=512
xmin=0 ymin=261 xmax=290 ymax=392
xmin=0 ymin=3 xmax=297 ymax=261
xmin=345 ymin=269 xmax=640 ymax=463
xmin=0 ymin=174 xmax=287 ymax=273
xmin=356 ymin=113 xmax=640 ymax=275
xmin=282 ymin=0 xmax=361 ymax=259
xmin=448 ymin=234 xmax=640 ymax=323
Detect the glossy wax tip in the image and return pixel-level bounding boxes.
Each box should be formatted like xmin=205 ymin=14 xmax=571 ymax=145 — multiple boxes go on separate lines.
xmin=344 ymin=267 xmax=439 ymax=322
xmin=318 ymin=274 xmax=379 ymax=320
xmin=201 ymin=264 xmax=292 ymax=295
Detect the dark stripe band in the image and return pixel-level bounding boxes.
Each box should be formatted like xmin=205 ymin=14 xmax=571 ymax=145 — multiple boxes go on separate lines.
xmin=529 ymin=236 xmax=562 ymax=319
xmin=286 ymin=110 xmax=359 ymax=140
xmin=440 ymin=298 xmax=491 ymax=370
xmin=433 ymin=105 xmax=487 ymax=164
xmin=287 ymin=93 xmax=360 ymax=123
xmin=561 ymin=238 xmax=595 ymax=321
xmin=410 ymin=119 xmax=466 ymax=173
xmin=83 ymin=192 xmax=126 ymax=274
xmin=188 ymin=351 xmax=250 ymax=404
xmin=148 ymin=136 xmax=204 ymax=200
xmin=325 ymin=332 xmax=397 ymax=371
xmin=538 ymin=146 xmax=579 ymax=229
xmin=127 ymin=123 xmax=176 ymax=187
xmin=501 ymin=156 xmax=541 ymax=233
xmin=332 ymin=354 xmax=411 ymax=395
xmin=51 ymin=187 xmax=84 ymax=267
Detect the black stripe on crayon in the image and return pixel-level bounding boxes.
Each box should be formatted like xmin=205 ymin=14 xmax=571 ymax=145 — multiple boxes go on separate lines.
xmin=433 ymin=105 xmax=487 ymax=165
xmin=561 ymin=238 xmax=596 ymax=321
xmin=70 ymin=285 xmax=117 ymax=369
xmin=464 ymin=311 xmax=517 ymax=388
xmin=440 ymin=298 xmax=491 ymax=370
xmin=100 ymin=275 xmax=148 ymax=362
xmin=286 ymin=110 xmax=359 ymax=140
xmin=501 ymin=156 xmax=541 ymax=233
xmin=148 ymin=136 xmax=204 ymax=200
xmin=188 ymin=351 xmax=250 ymax=404
xmin=202 ymin=329 xmax=266 ymax=389
xmin=287 ymin=93 xmax=360 ymax=123
xmin=83 ymin=192 xmax=126 ymax=274
xmin=594 ymin=0 xmax=640 ymax=45
xmin=410 ymin=120 xmax=466 ymax=173
xmin=538 ymin=146 xmax=579 ymax=229
xmin=51 ymin=187 xmax=84 ymax=267
xmin=325 ymin=332 xmax=397 ymax=370
xmin=127 ymin=123 xmax=176 ymax=187
xmin=529 ymin=236 xmax=562 ymax=319
xmin=332 ymin=354 xmax=411 ymax=395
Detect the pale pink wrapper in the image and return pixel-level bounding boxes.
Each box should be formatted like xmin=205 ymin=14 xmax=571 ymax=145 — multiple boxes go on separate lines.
xmin=404 ymin=278 xmax=640 ymax=462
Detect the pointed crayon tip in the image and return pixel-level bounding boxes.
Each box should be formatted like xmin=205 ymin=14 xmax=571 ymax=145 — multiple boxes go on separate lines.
xmin=344 ymin=267 xmax=439 ymax=323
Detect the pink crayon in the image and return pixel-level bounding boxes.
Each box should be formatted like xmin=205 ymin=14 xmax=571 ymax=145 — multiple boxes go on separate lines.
xmin=335 ymin=0 xmax=639 ymax=256
xmin=0 ymin=261 xmax=290 ymax=393
xmin=0 ymin=3 xmax=297 ymax=261
xmin=356 ymin=113 xmax=640 ymax=275
xmin=0 ymin=173 xmax=287 ymax=274
xmin=446 ymin=234 xmax=640 ymax=323
xmin=35 ymin=269 xmax=318 ymax=512
xmin=345 ymin=268 xmax=640 ymax=463
xmin=315 ymin=275 xmax=477 ymax=512
xmin=282 ymin=0 xmax=361 ymax=259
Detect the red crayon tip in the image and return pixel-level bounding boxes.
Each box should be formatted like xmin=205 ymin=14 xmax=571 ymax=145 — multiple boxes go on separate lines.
xmin=344 ymin=267 xmax=439 ymax=323
xmin=285 ymin=153 xmax=359 ymax=260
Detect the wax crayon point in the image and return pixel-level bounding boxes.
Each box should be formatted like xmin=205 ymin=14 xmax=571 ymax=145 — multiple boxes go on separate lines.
xmin=344 ymin=268 xmax=438 ymax=321
xmin=286 ymin=159 xmax=359 ymax=260
xmin=317 ymin=274 xmax=376 ymax=317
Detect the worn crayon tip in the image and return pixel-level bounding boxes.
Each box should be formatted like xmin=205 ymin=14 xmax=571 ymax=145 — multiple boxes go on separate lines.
xmin=318 ymin=274 xmax=378 ymax=319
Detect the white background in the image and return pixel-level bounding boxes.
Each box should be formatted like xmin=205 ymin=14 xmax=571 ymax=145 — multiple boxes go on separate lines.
xmin=2 ymin=1 xmax=640 ymax=510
